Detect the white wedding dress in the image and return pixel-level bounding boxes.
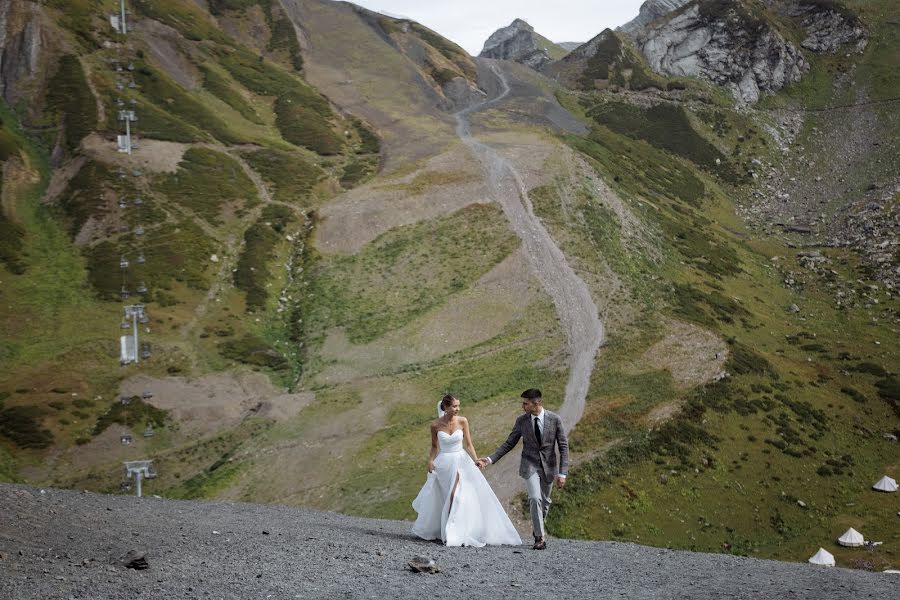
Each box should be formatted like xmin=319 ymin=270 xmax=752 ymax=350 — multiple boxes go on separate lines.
xmin=411 ymin=429 xmax=522 ymax=546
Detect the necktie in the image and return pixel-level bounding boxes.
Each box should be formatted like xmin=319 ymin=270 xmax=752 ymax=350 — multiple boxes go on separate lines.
xmin=534 ymin=416 xmax=542 ymax=446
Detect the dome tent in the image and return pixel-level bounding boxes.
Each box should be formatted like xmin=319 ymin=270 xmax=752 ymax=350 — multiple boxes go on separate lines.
xmin=872 ymin=476 xmax=898 ymax=492
xmin=838 ymin=528 xmax=865 ymax=547
xmin=808 ymin=548 xmax=835 ymax=566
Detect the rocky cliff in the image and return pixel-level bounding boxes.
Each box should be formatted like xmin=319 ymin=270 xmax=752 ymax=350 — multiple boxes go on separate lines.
xmin=618 ymin=0 xmax=693 ymax=35
xmin=622 ymin=0 xmax=867 ymax=104
xmin=479 ymin=18 xmax=566 ymax=70
xmin=632 ymin=1 xmax=808 ymax=104
xmin=0 ymin=0 xmax=50 ymax=108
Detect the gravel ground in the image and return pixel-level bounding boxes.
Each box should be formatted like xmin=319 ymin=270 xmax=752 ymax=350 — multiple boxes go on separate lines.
xmin=1 ymin=484 xmax=895 ymax=600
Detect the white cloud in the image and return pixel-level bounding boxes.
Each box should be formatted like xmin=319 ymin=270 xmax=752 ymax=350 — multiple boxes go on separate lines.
xmin=347 ymin=0 xmax=646 ymax=55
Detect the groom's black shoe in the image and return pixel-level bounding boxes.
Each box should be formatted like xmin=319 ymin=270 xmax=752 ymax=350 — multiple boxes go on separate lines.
xmin=532 ymin=538 xmax=546 ymax=550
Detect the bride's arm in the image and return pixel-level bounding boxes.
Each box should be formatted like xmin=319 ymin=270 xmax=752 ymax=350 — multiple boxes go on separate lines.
xmin=461 ymin=418 xmax=478 ymax=462
xmin=427 ymin=423 xmax=439 ymax=472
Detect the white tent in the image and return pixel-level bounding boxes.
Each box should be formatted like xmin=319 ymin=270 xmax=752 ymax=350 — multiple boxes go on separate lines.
xmin=838 ymin=527 xmax=865 ymax=547
xmin=808 ymin=548 xmax=835 ymax=566
xmin=872 ymin=476 xmax=898 ymax=493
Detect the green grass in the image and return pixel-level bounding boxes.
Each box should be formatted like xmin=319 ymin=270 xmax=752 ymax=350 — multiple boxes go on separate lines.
xmin=43 ymin=0 xmax=97 ymax=49
xmin=0 ymin=443 xmax=18 ymax=482
xmin=307 ymin=203 xmax=519 ymax=345
xmin=339 ymin=157 xmax=378 ymax=188
xmin=157 ymin=147 xmax=258 ymax=225
xmin=330 ymin=332 xmax=568 ymax=519
xmin=85 ymin=218 xmax=215 ymax=300
xmin=408 ymin=23 xmax=475 ymax=79
xmin=199 ymin=64 xmax=265 ymax=125
xmin=233 ymin=205 xmax=295 ymax=311
xmin=243 ymin=148 xmax=324 ymax=203
xmin=264 ymin=0 xmax=304 ymax=71
xmin=219 ymin=334 xmax=287 ymax=369
xmin=132 ymin=0 xmax=228 ymax=43
xmin=54 ymin=160 xmax=120 ymax=237
xmin=45 ymin=55 xmax=97 ymax=152
xmin=583 ymin=100 xmax=740 ymax=183
xmin=0 ymin=168 xmax=26 ymax=274
xmin=351 ymin=118 xmax=380 ymax=154
xmin=577 ymin=30 xmax=665 ymax=92
xmin=273 ymin=96 xmax=343 ymax=155
xmin=131 ymin=59 xmax=247 ymax=145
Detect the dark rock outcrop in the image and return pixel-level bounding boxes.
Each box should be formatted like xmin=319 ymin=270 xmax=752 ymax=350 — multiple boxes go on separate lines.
xmin=0 ymin=0 xmax=44 ymax=106
xmin=479 ymin=19 xmax=562 ymax=70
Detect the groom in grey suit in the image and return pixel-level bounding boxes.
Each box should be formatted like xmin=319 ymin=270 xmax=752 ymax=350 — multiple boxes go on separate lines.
xmin=477 ymin=388 xmax=569 ymax=550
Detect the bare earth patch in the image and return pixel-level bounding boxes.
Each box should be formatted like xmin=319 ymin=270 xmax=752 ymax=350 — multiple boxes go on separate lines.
xmin=630 ymin=319 xmax=729 ymax=388
xmin=315 ymin=145 xmax=492 ymax=255
xmin=119 ymin=371 xmax=314 ymax=437
xmin=79 ymin=133 xmax=186 ymax=174
xmin=314 ymin=248 xmax=539 ymax=384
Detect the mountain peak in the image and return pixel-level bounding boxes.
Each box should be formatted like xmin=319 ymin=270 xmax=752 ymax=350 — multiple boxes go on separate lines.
xmin=479 ymin=18 xmax=567 ymax=69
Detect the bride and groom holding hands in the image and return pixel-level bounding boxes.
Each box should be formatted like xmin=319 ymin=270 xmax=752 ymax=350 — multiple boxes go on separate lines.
xmin=411 ymin=388 xmax=569 ymax=549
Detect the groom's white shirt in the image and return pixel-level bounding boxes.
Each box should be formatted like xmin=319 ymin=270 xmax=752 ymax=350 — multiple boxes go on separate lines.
xmin=484 ymin=408 xmax=565 ymax=479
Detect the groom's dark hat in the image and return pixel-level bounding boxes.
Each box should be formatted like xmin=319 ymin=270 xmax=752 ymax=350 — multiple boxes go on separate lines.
xmin=521 ymin=388 xmax=542 ymax=400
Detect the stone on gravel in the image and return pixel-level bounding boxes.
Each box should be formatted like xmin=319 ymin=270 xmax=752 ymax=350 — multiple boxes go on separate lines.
xmin=122 ymin=550 xmax=149 ymax=570
xmin=407 ymin=555 xmax=440 ymax=574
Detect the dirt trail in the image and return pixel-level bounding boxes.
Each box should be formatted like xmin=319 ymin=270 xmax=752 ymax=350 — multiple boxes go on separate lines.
xmin=456 ymin=59 xmax=605 ymax=506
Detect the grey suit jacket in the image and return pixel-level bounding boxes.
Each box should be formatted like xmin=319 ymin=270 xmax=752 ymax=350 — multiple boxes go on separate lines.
xmin=489 ymin=410 xmax=569 ymax=482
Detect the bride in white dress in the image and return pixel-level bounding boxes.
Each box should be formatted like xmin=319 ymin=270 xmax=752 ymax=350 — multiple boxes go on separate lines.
xmin=411 ymin=394 xmax=522 ymax=546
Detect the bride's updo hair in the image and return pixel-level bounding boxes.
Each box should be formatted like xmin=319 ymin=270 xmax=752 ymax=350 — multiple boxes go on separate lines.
xmin=440 ymin=394 xmax=458 ymax=410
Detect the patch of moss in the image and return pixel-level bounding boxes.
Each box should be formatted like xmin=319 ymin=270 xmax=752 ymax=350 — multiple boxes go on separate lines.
xmin=274 ymin=96 xmax=343 ymax=155
xmin=54 ymin=160 xmax=116 ymax=238
xmin=0 ymin=207 xmax=26 ymax=275
xmin=234 ymin=206 xmax=295 ymax=311
xmin=339 ymin=157 xmax=378 ymax=189
xmin=671 ymin=284 xmax=749 ymax=326
xmin=219 ymin=334 xmax=288 ymax=369
xmin=263 ymin=1 xmax=304 ymax=71
xmin=243 ymin=148 xmax=324 ymax=203
xmin=0 ymin=405 xmax=53 ymax=449
xmin=45 ymin=55 xmax=97 ymax=152
xmin=351 ymin=118 xmax=380 ymax=155
xmin=584 ymin=101 xmax=740 ymax=183
xmin=92 ymin=398 xmax=167 ymax=436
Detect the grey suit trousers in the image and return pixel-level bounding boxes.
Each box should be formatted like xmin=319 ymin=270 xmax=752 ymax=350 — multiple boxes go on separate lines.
xmin=525 ymin=471 xmax=553 ymax=538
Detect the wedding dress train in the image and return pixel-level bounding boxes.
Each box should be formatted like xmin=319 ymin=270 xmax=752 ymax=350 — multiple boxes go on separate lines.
xmin=411 ymin=429 xmax=521 ymax=546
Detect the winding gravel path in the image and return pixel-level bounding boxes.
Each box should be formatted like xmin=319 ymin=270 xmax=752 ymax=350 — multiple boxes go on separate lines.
xmin=1 ymin=484 xmax=893 ymax=600
xmin=455 ymin=60 xmax=604 ymax=504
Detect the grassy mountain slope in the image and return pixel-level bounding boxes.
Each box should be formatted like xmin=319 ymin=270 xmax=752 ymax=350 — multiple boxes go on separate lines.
xmin=0 ymin=0 xmax=896 ymax=572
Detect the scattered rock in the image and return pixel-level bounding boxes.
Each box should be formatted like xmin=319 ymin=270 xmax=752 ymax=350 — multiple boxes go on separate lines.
xmin=788 ymin=304 xmax=801 ymax=313
xmin=122 ymin=550 xmax=149 ymax=570
xmin=407 ymin=555 xmax=440 ymax=574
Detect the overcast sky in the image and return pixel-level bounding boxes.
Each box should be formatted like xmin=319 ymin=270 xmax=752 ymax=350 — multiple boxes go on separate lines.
xmin=346 ymin=1 xmax=647 ymax=55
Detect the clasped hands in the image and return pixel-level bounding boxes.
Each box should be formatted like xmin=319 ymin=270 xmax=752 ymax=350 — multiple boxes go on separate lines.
xmin=475 ymin=457 xmax=489 ymax=470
